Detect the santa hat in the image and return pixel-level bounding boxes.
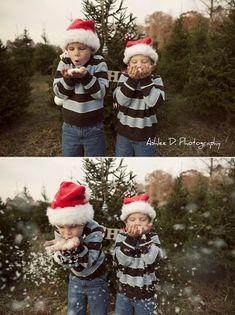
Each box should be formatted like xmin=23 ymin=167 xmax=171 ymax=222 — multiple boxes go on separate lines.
xmin=47 ymin=182 xmax=94 ymax=226
xmin=62 ymin=18 xmax=100 ymax=53
xmin=120 ymin=194 xmax=156 ymax=221
xmin=123 ymin=37 xmax=158 ymax=65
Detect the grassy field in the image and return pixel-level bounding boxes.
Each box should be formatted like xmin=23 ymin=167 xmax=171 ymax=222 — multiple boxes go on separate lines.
xmin=0 ymin=74 xmax=62 ymax=157
xmin=0 ymin=74 xmax=234 ymax=157
xmin=0 ymin=236 xmax=233 ymax=315
xmin=0 ymin=266 xmax=233 ymax=315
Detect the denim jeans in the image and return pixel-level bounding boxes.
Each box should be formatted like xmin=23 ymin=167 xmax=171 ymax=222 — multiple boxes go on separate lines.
xmin=67 ymin=273 xmax=108 ymax=315
xmin=115 ymin=134 xmax=157 ymax=157
xmin=62 ymin=122 xmax=106 ymax=157
xmin=115 ymin=293 xmax=156 ymax=315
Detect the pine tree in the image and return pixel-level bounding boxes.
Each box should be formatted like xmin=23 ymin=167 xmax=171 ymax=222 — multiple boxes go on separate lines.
xmin=79 ymin=158 xmax=137 ymax=227
xmin=33 ymin=29 xmax=59 ymax=75
xmin=9 ymin=29 xmax=35 ymax=76
xmin=184 ymin=8 xmax=235 ymax=120
xmin=82 ymin=0 xmax=138 ymax=69
xmin=33 ymin=43 xmax=58 ymax=75
xmin=0 ymin=40 xmax=31 ymax=126
xmin=158 ymin=16 xmax=190 ymax=92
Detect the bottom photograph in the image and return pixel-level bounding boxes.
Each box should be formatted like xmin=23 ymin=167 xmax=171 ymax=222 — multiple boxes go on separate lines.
xmin=0 ymin=157 xmax=234 ymax=315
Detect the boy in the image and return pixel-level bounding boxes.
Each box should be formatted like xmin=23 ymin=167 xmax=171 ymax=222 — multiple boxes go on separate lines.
xmin=114 ymin=37 xmax=165 ymax=156
xmin=53 ymin=19 xmax=109 ymax=157
xmin=113 ymin=194 xmax=161 ymax=315
xmin=45 ymin=181 xmax=108 ymax=315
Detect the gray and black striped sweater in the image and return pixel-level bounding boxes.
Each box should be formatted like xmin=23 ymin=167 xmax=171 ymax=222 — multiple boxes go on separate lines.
xmin=113 ymin=231 xmax=161 ymax=299
xmin=114 ymin=73 xmax=165 ymax=141
xmin=53 ymin=55 xmax=109 ymax=127
xmin=53 ymin=220 xmax=106 ymax=280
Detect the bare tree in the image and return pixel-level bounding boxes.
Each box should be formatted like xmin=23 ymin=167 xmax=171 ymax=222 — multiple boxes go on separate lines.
xmin=199 ymin=0 xmax=227 ymax=19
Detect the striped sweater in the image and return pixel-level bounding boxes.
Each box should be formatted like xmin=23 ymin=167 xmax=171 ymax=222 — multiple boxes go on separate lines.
xmin=114 ymin=73 xmax=165 ymax=141
xmin=53 ymin=220 xmax=106 ymax=280
xmin=53 ymin=55 xmax=109 ymax=127
xmin=113 ymin=231 xmax=161 ymax=299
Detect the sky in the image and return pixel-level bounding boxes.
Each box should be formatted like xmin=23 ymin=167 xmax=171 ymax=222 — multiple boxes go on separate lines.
xmin=0 ymin=0 xmax=206 ymax=46
xmin=0 ymin=157 xmax=225 ymax=202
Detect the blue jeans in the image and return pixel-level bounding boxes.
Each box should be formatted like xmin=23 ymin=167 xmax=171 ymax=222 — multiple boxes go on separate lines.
xmin=62 ymin=122 xmax=106 ymax=157
xmin=115 ymin=293 xmax=156 ymax=315
xmin=67 ymin=273 xmax=108 ymax=315
xmin=115 ymin=134 xmax=156 ymax=157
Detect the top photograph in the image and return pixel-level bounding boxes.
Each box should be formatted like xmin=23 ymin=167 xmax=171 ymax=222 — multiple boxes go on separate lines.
xmin=0 ymin=0 xmax=234 ymax=157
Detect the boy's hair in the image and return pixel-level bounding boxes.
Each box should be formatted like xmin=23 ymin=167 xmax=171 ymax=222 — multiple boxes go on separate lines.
xmin=123 ymin=37 xmax=158 ymax=65
xmin=62 ymin=18 xmax=100 ymax=53
xmin=120 ymin=194 xmax=156 ymax=222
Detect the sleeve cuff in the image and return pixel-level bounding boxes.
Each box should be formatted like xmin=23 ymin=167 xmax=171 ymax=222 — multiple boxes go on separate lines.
xmin=63 ymin=77 xmax=76 ymax=86
xmin=79 ymin=71 xmax=93 ymax=85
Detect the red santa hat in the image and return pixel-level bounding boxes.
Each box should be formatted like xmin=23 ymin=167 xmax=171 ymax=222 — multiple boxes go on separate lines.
xmin=123 ymin=37 xmax=158 ymax=65
xmin=120 ymin=193 xmax=156 ymax=221
xmin=47 ymin=182 xmax=94 ymax=226
xmin=62 ymin=18 xmax=100 ymax=53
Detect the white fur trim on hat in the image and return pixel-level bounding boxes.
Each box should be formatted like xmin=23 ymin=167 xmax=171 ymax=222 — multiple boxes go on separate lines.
xmin=120 ymin=201 xmax=156 ymax=221
xmin=47 ymin=203 xmax=94 ymax=226
xmin=54 ymin=96 xmax=63 ymax=106
xmin=123 ymin=44 xmax=159 ymax=65
xmin=62 ymin=29 xmax=100 ymax=52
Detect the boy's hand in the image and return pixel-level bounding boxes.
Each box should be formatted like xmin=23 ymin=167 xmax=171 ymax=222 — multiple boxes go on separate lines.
xmin=44 ymin=237 xmax=80 ymax=253
xmin=127 ymin=65 xmax=140 ymax=80
xmin=126 ymin=223 xmax=153 ymax=238
xmin=127 ymin=64 xmax=153 ymax=80
xmin=61 ymin=237 xmax=80 ymax=251
xmin=138 ymin=64 xmax=153 ymax=79
xmin=44 ymin=239 xmax=67 ymax=253
xmin=61 ymin=67 xmax=87 ymax=79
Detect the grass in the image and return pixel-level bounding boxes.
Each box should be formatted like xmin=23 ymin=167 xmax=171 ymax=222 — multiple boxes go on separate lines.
xmin=156 ymin=93 xmax=235 ymax=157
xmin=0 ymin=74 xmax=62 ymax=157
xmin=1 ymin=272 xmax=233 ymax=314
xmin=0 ymin=74 xmax=234 ymax=156
xmin=0 ymin=281 xmax=67 ymax=315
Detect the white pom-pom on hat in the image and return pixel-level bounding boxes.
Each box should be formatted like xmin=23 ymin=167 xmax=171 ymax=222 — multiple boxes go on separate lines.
xmin=54 ymin=96 xmax=63 ymax=106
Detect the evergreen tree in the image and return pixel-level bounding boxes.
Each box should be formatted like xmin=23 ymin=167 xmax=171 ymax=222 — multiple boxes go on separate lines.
xmin=33 ymin=43 xmax=59 ymax=75
xmin=82 ymin=0 xmax=138 ymax=70
xmin=9 ymin=29 xmax=35 ymax=76
xmin=158 ymin=16 xmax=190 ymax=92
xmin=158 ymin=175 xmax=189 ymax=249
xmin=79 ymin=158 xmax=137 ymax=227
xmin=184 ymin=8 xmax=235 ymax=120
xmin=0 ymin=40 xmax=31 ymax=126
xmin=33 ymin=28 xmax=59 ymax=75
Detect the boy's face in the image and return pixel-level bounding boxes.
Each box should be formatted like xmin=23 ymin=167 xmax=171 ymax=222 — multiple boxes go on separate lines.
xmin=56 ymin=224 xmax=85 ymax=240
xmin=125 ymin=212 xmax=151 ymax=229
xmin=129 ymin=54 xmax=153 ymax=70
xmin=67 ymin=42 xmax=92 ymax=67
